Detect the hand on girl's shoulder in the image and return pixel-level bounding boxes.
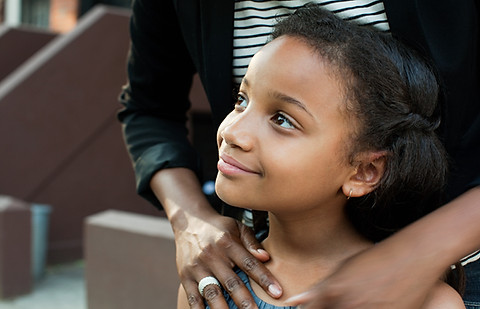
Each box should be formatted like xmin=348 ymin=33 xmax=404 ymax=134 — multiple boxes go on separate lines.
xmin=423 ymin=281 xmax=465 ymax=309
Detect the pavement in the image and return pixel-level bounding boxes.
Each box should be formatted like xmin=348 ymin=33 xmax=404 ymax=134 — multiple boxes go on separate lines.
xmin=0 ymin=261 xmax=86 ymax=309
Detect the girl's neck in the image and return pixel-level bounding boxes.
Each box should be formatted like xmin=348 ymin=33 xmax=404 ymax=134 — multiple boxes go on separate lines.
xmin=250 ymin=202 xmax=373 ymax=304
xmin=265 ymin=208 xmax=370 ymax=261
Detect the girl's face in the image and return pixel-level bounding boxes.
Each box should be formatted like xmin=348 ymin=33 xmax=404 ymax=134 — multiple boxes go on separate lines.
xmin=216 ymin=36 xmax=357 ymax=216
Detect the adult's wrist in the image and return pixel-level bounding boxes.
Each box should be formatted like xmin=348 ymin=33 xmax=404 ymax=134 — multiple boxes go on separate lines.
xmin=150 ymin=168 xmax=219 ymax=227
xmin=377 ymin=187 xmax=480 ymax=277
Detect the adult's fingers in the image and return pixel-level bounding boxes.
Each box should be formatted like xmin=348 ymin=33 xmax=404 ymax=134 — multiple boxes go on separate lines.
xmin=211 ymin=263 xmax=259 ymax=309
xmin=226 ymin=230 xmax=283 ymax=299
xmin=285 ymin=290 xmax=317 ymax=306
xmin=237 ymin=221 xmax=271 ymax=262
xmin=183 ymin=273 xmax=229 ymax=309
xmin=195 ymin=238 xmax=259 ymax=309
xmin=182 ymin=279 xmax=206 ymax=309
xmin=285 ymin=282 xmax=360 ymax=309
xmin=200 ymin=279 xmax=229 ymax=309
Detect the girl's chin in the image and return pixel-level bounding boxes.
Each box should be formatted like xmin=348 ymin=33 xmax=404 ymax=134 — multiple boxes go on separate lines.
xmin=215 ymin=178 xmax=263 ymax=210
xmin=214 ymin=178 xmax=237 ymax=202
xmin=215 ymin=190 xmax=239 ymax=207
xmin=215 ymin=189 xmax=252 ymax=210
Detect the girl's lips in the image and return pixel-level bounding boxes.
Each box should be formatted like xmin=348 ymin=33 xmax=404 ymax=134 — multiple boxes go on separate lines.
xmin=218 ymin=154 xmax=259 ymax=175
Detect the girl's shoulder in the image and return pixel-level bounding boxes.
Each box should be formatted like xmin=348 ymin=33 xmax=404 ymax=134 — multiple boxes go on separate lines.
xmin=422 ymin=281 xmax=465 ymax=309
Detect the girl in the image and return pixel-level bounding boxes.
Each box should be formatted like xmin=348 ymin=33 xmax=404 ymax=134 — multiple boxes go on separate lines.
xmin=178 ymin=5 xmax=464 ymax=309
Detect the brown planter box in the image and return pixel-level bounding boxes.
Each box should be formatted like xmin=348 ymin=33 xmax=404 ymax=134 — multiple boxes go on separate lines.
xmin=85 ymin=210 xmax=179 ymax=309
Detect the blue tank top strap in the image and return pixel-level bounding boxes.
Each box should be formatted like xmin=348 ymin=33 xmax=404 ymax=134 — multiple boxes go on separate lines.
xmin=206 ymin=268 xmax=297 ymax=309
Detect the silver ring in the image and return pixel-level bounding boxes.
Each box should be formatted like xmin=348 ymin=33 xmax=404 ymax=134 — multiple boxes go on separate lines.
xmin=198 ymin=276 xmax=221 ymax=297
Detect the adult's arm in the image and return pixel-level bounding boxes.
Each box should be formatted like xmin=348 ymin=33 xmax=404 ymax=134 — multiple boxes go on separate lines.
xmin=118 ymin=0 xmax=199 ymax=208
xmin=287 ymin=186 xmax=480 ymax=308
xmin=118 ymin=1 xmax=282 ymax=308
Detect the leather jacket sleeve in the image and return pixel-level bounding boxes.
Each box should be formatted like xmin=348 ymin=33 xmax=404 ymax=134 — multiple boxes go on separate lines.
xmin=118 ymin=0 xmax=200 ymax=208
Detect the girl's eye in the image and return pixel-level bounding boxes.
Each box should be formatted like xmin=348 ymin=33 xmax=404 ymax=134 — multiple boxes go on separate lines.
xmin=271 ymin=113 xmax=295 ymax=129
xmin=235 ymin=94 xmax=248 ymax=111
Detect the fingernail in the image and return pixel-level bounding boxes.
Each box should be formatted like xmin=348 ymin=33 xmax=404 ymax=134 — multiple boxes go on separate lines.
xmin=268 ymin=284 xmax=282 ymax=297
xmin=257 ymin=249 xmax=268 ymax=256
xmin=285 ymin=291 xmax=309 ymax=303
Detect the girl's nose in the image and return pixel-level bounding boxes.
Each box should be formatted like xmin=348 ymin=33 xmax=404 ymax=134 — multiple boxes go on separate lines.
xmin=219 ymin=112 xmax=255 ymax=152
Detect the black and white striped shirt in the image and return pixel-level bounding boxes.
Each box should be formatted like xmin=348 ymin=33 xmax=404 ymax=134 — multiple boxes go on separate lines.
xmin=233 ymin=0 xmax=390 ymax=84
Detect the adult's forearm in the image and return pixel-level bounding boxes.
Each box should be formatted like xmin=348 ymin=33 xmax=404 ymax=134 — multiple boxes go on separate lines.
xmin=379 ymin=186 xmax=480 ymax=274
xmin=118 ymin=0 xmax=198 ymax=207
xmin=150 ymin=167 xmax=219 ymax=232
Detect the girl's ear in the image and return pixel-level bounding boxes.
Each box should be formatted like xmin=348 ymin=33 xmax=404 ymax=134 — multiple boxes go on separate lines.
xmin=342 ymin=151 xmax=387 ymax=198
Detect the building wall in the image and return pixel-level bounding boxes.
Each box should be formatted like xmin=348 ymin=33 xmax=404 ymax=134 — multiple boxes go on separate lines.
xmin=0 ymin=6 xmax=157 ymax=264
xmin=0 ymin=5 xmax=213 ymax=265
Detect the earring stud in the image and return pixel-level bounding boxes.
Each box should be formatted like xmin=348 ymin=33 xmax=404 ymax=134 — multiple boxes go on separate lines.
xmin=347 ymin=189 xmax=353 ymax=200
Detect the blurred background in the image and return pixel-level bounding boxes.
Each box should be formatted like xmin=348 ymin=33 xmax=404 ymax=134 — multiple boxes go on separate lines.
xmin=0 ymin=0 xmax=213 ymax=307
xmin=1 ymin=0 xmax=131 ymax=33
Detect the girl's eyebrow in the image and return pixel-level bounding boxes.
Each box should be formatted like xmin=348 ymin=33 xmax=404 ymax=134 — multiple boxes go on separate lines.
xmin=240 ymin=77 xmax=249 ymax=88
xmin=270 ymin=90 xmax=314 ymax=119
xmin=242 ymin=77 xmax=314 ymax=118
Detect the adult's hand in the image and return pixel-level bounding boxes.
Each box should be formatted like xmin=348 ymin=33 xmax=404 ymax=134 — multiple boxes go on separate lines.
xmin=176 ymin=213 xmax=282 ymax=308
xmin=151 ymin=168 xmax=282 ymax=309
xmin=286 ymin=243 xmax=437 ymax=308
xmin=287 ymin=187 xmax=480 ymax=308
